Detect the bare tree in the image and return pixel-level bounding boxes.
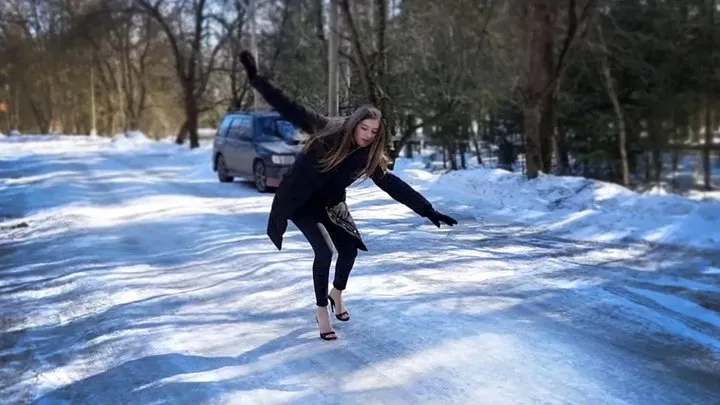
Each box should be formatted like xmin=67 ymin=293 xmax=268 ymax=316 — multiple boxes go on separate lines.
xmin=338 ymin=0 xmax=394 ymax=150
xmin=595 ymin=22 xmax=629 ymax=186
xmin=521 ymin=0 xmax=597 ymax=178
xmin=703 ymin=0 xmax=715 ymax=190
xmin=135 ymin=0 xmax=239 ymax=148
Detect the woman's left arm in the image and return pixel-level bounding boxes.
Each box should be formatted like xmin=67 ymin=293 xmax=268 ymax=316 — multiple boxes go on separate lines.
xmin=370 ymin=170 xmax=457 ymax=227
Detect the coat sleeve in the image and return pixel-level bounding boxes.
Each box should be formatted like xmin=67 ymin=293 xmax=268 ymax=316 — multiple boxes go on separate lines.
xmin=370 ymin=169 xmax=433 ymax=217
xmin=250 ymin=74 xmax=329 ymax=134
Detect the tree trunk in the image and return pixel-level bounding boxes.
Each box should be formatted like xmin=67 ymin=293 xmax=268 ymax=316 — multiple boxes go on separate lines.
xmin=405 ymin=142 xmax=414 ymax=158
xmin=555 ymin=126 xmax=570 ymax=174
xmin=537 ymin=0 xmax=560 ymax=173
xmin=121 ymin=25 xmax=135 ymax=130
xmin=176 ymin=120 xmax=188 ymax=145
xmin=524 ymin=0 xmax=597 ymax=177
xmin=691 ymin=111 xmax=702 ymax=143
xmin=603 ymin=70 xmax=629 ymax=185
xmin=186 ymin=92 xmax=200 ymax=148
xmin=442 ymin=144 xmax=447 ymax=169
xmin=595 ymin=22 xmax=629 ymax=186
xmin=672 ymin=132 xmax=679 ymax=172
xmin=404 ymin=114 xmax=415 ymax=159
xmin=649 ymin=117 xmax=662 ymax=184
xmin=540 ymin=8 xmax=556 ymax=174
xmin=522 ymin=0 xmax=552 ymax=179
xmin=523 ymin=103 xmax=543 ymax=178
xmin=449 ymin=145 xmax=458 ymax=170
xmin=540 ymin=93 xmax=556 ymax=172
xmin=704 ymin=0 xmax=714 ymax=190
xmin=472 ymin=134 xmax=483 ymax=166
xmin=704 ymin=103 xmax=713 ymax=190
xmin=374 ymin=0 xmax=392 ymax=157
xmin=116 ymin=63 xmax=127 ymax=132
xmin=20 ymin=79 xmax=49 ymax=133
xmin=671 ymin=111 xmax=680 ymax=176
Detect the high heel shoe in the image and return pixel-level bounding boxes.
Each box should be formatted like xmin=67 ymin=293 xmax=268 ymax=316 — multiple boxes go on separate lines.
xmin=328 ymin=295 xmax=350 ymax=322
xmin=315 ymin=317 xmax=337 ymax=340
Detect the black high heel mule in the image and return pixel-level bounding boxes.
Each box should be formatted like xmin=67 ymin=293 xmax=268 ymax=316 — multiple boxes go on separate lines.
xmin=327 ymin=295 xmax=350 ymax=322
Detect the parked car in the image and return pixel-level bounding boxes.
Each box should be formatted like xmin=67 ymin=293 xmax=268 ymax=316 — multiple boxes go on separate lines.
xmin=212 ymin=110 xmax=306 ymax=192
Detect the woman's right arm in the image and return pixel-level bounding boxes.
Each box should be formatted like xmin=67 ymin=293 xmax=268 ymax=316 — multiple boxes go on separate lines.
xmin=240 ymin=50 xmax=328 ymax=134
xmin=249 ymin=75 xmax=329 ymax=134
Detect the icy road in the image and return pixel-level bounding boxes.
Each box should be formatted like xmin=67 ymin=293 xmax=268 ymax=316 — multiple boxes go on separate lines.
xmin=1 ymin=136 xmax=719 ymax=404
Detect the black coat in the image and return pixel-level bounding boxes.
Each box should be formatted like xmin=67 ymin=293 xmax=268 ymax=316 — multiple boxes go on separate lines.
xmin=250 ymin=74 xmax=435 ymax=251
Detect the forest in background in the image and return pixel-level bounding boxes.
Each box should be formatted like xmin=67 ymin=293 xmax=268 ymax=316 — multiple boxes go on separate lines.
xmin=1 ymin=0 xmax=718 ymax=188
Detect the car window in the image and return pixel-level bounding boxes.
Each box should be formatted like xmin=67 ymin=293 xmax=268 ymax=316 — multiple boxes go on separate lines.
xmin=216 ymin=116 xmax=233 ymax=137
xmin=276 ymin=120 xmax=299 ymax=140
xmin=227 ymin=116 xmax=252 ymax=141
xmin=254 ymin=117 xmax=297 ymax=142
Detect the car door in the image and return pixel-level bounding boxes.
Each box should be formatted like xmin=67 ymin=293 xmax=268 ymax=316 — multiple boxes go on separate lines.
xmin=213 ymin=115 xmax=233 ymax=158
xmin=224 ymin=116 xmax=247 ymax=175
xmin=233 ymin=115 xmax=255 ymax=177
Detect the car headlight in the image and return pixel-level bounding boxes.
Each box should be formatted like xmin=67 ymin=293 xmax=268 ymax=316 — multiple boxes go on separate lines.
xmin=271 ymin=154 xmax=295 ymax=165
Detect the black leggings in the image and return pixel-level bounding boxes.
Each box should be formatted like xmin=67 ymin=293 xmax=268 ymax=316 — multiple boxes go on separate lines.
xmin=292 ymin=213 xmax=359 ymax=307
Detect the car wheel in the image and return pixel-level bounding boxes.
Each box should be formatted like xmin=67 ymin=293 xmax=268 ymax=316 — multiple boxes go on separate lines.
xmin=254 ymin=160 xmax=267 ymax=192
xmin=216 ymin=155 xmax=234 ymax=183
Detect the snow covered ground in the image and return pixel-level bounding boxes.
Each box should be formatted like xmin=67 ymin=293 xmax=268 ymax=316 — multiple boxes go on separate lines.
xmin=405 ymin=161 xmax=720 ymax=250
xmin=1 ymin=134 xmax=720 ymax=404
xmin=660 ymin=152 xmax=720 ymax=201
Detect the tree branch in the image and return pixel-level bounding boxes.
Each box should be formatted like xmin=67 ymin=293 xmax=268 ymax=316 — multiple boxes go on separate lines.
xmin=197 ymin=29 xmax=233 ymax=98
xmin=338 ymin=0 xmax=372 ymax=98
xmin=134 ymin=0 xmax=187 ymax=81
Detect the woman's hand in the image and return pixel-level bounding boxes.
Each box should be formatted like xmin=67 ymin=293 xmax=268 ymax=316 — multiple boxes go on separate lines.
xmin=425 ymin=209 xmax=458 ymax=228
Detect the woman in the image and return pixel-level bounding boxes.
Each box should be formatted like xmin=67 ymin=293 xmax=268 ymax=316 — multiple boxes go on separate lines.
xmin=240 ymin=51 xmax=458 ymax=340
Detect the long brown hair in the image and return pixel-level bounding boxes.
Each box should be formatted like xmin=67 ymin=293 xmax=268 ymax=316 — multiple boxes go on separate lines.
xmin=302 ymin=105 xmax=389 ymax=179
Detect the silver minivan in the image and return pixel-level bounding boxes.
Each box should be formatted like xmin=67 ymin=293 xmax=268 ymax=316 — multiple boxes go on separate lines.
xmin=212 ymin=110 xmax=305 ymax=192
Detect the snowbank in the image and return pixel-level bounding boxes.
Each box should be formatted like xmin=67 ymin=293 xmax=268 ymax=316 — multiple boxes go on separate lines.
xmin=109 ymin=131 xmax=193 ymax=158
xmin=404 ymin=161 xmax=720 ymax=250
xmin=0 ymin=134 xmax=63 ymax=143
xmin=107 ymin=131 xmax=214 ymax=156
xmin=111 ymin=130 xmax=152 ymax=147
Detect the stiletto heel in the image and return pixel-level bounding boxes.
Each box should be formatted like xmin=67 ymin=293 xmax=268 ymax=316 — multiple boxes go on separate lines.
xmin=327 ymin=295 xmax=350 ymax=322
xmin=315 ymin=316 xmax=337 ymax=340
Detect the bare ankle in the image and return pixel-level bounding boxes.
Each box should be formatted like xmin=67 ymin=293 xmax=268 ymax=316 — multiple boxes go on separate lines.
xmin=316 ymin=307 xmax=333 ymax=330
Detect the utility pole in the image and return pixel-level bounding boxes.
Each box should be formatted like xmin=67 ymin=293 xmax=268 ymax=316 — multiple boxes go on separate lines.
xmin=250 ymin=0 xmax=261 ymax=110
xmin=328 ymin=0 xmax=339 ymax=116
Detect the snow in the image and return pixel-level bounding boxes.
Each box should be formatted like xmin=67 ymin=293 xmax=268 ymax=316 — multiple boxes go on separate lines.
xmin=390 ymin=156 xmax=720 ymax=250
xmin=627 ymin=287 xmax=720 ymax=330
xmin=1 ymin=135 xmax=719 ymax=404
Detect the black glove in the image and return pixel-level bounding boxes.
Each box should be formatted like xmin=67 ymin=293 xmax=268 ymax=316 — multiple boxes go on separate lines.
xmin=239 ymin=50 xmax=258 ymax=80
xmin=424 ymin=209 xmax=458 ymax=228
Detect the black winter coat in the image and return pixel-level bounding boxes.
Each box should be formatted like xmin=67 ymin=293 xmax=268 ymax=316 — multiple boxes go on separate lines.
xmin=250 ymin=74 xmax=435 ymax=251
